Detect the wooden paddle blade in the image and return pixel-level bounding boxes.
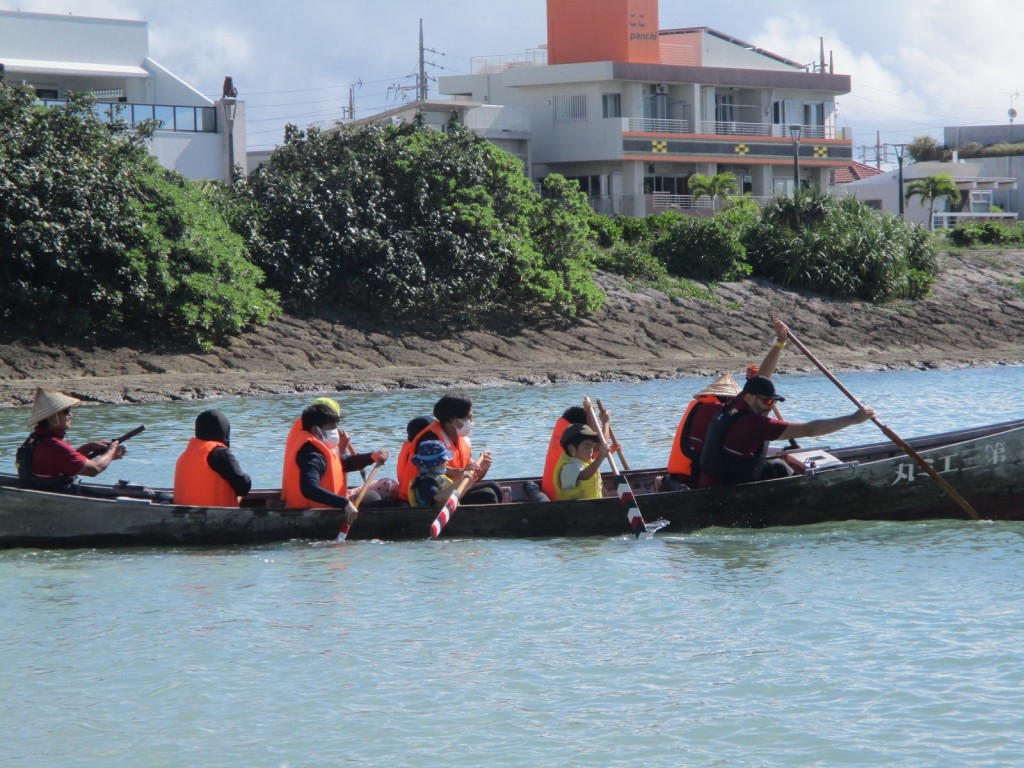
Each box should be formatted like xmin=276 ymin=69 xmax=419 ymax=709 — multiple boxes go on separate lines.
xmin=430 ymin=490 xmax=462 ymax=538
xmin=614 ymin=475 xmax=647 ymax=538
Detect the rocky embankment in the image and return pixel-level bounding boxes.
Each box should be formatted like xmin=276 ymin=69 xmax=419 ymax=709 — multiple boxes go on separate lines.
xmin=1 ymin=249 xmax=1022 ymax=407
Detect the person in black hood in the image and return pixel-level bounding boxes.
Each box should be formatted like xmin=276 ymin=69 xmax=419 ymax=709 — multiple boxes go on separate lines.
xmin=173 ymin=409 xmax=252 ymax=507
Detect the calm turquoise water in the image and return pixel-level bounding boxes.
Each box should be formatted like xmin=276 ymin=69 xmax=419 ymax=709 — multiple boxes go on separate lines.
xmin=2 ymin=367 xmax=1024 ymax=767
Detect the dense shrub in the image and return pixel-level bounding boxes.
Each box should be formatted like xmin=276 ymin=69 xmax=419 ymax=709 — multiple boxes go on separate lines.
xmin=652 ymin=216 xmax=750 ymax=281
xmin=947 ymin=221 xmax=1020 ymax=247
xmin=587 ymin=212 xmax=622 ymax=247
xmin=746 ymin=190 xmax=937 ymax=300
xmin=0 ymin=85 xmax=277 ymax=348
xmin=237 ymin=121 xmax=602 ymax=320
xmin=593 ymin=240 xmax=670 ymax=282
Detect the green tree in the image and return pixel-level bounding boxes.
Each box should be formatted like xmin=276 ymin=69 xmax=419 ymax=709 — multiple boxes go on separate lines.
xmin=904 ymin=173 xmax=962 ymax=230
xmin=237 ymin=121 xmax=603 ymax=321
xmin=0 ymin=84 xmax=278 ymax=348
xmin=906 ymin=135 xmax=947 ymax=163
xmin=687 ymin=172 xmax=738 ymax=212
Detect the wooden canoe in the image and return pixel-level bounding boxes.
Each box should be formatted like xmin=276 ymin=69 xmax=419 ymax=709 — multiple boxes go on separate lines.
xmin=2 ymin=419 xmax=1023 ymax=548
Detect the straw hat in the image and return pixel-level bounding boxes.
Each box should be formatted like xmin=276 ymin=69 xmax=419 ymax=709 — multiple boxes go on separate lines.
xmin=28 ymin=387 xmax=81 ymax=427
xmin=693 ymin=373 xmax=741 ymax=399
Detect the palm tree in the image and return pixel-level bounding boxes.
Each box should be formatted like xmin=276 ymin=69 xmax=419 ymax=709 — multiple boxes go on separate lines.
xmin=904 ymin=173 xmax=962 ymax=230
xmin=687 ymin=172 xmax=738 ymax=213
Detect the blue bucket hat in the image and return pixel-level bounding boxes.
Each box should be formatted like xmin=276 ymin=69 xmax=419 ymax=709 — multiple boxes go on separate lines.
xmin=412 ymin=440 xmax=453 ymax=467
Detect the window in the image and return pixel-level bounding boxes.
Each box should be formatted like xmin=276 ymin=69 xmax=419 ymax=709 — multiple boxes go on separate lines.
xmin=772 ymin=99 xmax=798 ymax=125
xmin=553 ymin=94 xmax=588 ymax=122
xmin=602 ymin=94 xmax=621 ymax=118
xmin=715 ymin=93 xmax=736 ymax=123
xmin=35 ymin=88 xmax=59 ymax=100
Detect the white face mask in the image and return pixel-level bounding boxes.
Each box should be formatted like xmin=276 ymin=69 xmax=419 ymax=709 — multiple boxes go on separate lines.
xmin=318 ymin=427 xmax=341 ymax=448
xmin=456 ymin=419 xmax=473 ymax=438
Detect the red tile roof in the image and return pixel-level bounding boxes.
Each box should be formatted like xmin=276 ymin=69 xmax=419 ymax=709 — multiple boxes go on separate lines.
xmin=833 ymin=161 xmax=886 ymax=184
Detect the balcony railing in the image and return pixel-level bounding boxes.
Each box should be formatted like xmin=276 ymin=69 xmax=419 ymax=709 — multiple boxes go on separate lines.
xmin=932 ymin=211 xmax=1018 ymax=229
xmin=625 ymin=117 xmax=689 ymax=134
xmin=699 ymin=120 xmax=770 ymax=137
xmin=696 ymin=121 xmax=836 ymax=140
xmin=650 ymin=193 xmax=772 ymax=211
xmin=37 ymin=99 xmax=218 ymax=133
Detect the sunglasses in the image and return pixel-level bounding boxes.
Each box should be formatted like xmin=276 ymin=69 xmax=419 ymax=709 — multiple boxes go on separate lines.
xmin=59 ymin=408 xmax=73 ymax=416
xmin=756 ymin=396 xmax=775 ymax=406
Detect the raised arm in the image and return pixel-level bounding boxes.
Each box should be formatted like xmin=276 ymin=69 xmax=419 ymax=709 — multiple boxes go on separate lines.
xmin=757 ymin=318 xmax=789 ymax=379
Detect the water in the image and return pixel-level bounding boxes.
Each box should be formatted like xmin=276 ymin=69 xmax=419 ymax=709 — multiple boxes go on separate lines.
xmin=2 ymin=367 xmax=1024 ymax=767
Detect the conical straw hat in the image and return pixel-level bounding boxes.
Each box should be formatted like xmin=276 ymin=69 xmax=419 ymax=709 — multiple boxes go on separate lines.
xmin=693 ymin=373 xmax=741 ymax=399
xmin=28 ymin=387 xmax=81 ymax=427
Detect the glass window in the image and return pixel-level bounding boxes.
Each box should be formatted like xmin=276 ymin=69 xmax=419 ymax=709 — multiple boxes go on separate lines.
xmin=199 ymin=107 xmax=218 ymax=132
xmin=91 ymin=103 xmax=112 ymax=123
xmin=154 ymin=105 xmax=174 ymax=130
xmin=602 ymin=94 xmax=621 ymax=118
xmin=174 ymin=107 xmax=196 ymax=132
xmin=132 ymin=104 xmax=154 ymax=125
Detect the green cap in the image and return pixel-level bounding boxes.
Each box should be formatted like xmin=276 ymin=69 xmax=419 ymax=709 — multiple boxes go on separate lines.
xmin=312 ymin=397 xmax=341 ymax=416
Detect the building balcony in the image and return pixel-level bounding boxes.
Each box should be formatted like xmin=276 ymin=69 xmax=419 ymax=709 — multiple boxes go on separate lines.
xmin=37 ymin=98 xmax=219 ymax=133
xmin=623 ymin=118 xmax=839 ymax=141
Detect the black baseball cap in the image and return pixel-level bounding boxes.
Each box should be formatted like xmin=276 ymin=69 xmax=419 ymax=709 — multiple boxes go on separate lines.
xmin=741 ymin=375 xmax=786 ymax=402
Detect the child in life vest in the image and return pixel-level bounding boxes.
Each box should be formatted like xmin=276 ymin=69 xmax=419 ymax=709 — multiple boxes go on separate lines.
xmin=409 ymin=440 xmax=477 ymax=508
xmin=550 ymin=423 xmax=609 ymax=501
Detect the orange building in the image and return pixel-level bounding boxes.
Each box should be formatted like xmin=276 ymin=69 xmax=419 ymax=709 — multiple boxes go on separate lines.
xmin=440 ymin=0 xmax=853 ymax=216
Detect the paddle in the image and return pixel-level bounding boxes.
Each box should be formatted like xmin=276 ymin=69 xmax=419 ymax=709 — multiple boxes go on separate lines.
xmin=786 ymin=330 xmax=981 ymax=521
xmin=595 ymin=399 xmax=630 ymax=470
xmin=336 ymin=461 xmax=382 ymax=542
xmin=83 ymin=425 xmax=145 ymax=458
xmin=583 ymin=397 xmax=665 ymax=539
xmin=429 ymin=461 xmax=481 ymax=539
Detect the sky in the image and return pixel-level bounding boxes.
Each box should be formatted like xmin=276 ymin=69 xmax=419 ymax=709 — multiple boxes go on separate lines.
xmin=6 ymin=0 xmax=1024 ymax=163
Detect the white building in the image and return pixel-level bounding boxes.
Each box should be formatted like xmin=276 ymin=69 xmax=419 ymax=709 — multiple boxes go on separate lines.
xmin=439 ymin=0 xmax=854 ymax=217
xmin=837 ymin=160 xmax=1017 ymax=229
xmin=0 ymin=9 xmax=242 ymax=182
xmin=324 ymin=98 xmax=532 ymax=179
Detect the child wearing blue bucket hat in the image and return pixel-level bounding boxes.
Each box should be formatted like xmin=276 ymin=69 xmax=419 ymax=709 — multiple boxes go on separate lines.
xmin=409 ymin=440 xmax=467 ymax=508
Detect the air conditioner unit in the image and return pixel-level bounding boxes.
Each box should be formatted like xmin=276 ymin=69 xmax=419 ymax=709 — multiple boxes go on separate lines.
xmin=654 ymin=84 xmax=669 ymax=95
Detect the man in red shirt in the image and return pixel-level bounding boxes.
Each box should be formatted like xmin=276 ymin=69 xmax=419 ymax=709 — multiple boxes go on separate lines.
xmin=699 ymin=376 xmax=874 ymax=487
xmin=16 ymin=388 xmax=126 ymax=489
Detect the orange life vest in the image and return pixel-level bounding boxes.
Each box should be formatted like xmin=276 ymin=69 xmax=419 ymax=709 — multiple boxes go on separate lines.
xmin=667 ymin=396 xmax=720 ymax=477
xmin=173 ymin=438 xmax=240 ymax=508
xmin=281 ymin=429 xmax=346 ymax=509
xmin=396 ymin=421 xmax=470 ymax=501
xmin=541 ymin=417 xmax=573 ymax=500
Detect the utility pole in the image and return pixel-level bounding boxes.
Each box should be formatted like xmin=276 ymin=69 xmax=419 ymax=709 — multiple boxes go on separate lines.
xmin=348 ymin=86 xmax=355 ymax=120
xmin=893 ymin=144 xmax=907 ymax=217
xmin=418 ymin=19 xmax=428 ymax=101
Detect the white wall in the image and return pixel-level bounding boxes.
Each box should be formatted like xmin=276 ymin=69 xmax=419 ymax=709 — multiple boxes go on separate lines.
xmin=0 ymin=10 xmax=148 ymax=65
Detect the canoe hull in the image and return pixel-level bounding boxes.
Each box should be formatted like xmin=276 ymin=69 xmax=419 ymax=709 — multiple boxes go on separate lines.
xmin=2 ymin=419 xmax=1023 ymax=547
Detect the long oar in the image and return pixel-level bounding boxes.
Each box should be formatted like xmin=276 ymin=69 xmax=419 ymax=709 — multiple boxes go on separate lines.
xmin=584 ymin=397 xmax=665 ymax=538
xmin=787 ymin=330 xmax=980 ymax=521
xmin=595 ymin=399 xmax=630 ymax=470
xmin=336 ymin=462 xmax=382 ymax=542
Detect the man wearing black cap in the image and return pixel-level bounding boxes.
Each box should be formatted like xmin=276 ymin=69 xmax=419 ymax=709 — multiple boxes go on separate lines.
xmin=698 ymin=376 xmax=874 ymax=487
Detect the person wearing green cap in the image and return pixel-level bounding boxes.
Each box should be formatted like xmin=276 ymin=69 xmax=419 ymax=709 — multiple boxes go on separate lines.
xmin=280 ymin=397 xmax=395 ymax=506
